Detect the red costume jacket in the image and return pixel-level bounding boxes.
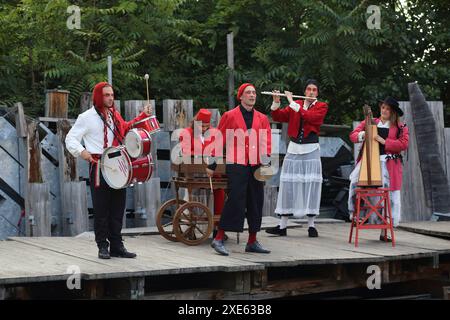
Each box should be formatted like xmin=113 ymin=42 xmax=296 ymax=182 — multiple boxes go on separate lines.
xmin=271 ymin=100 xmax=328 ymax=140
xmin=216 ymin=106 xmax=271 ymax=166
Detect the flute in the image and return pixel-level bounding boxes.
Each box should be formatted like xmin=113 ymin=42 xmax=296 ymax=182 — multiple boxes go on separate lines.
xmin=260 ymin=91 xmax=318 ymax=100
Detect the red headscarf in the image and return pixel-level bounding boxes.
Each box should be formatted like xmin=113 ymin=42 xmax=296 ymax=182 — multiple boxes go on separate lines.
xmin=92 ymin=81 xmax=114 ymax=109
xmin=237 ymin=83 xmax=255 ymax=101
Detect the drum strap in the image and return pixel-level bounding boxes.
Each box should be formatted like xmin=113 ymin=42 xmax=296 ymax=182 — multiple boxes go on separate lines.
xmin=94 ymin=108 xmax=124 ymax=145
xmin=90 ymin=154 xmax=102 ymax=188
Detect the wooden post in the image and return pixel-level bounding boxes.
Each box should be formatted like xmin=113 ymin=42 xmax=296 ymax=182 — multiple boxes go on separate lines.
xmin=125 ymin=100 xmax=159 ymax=227
xmin=57 ymin=120 xmax=88 ymax=236
xmin=162 ymin=100 xmax=193 ymax=132
xmin=45 ymin=89 xmax=70 ymax=118
xmin=14 ymin=102 xmax=27 ymax=138
xmin=124 ymin=100 xmax=155 ymax=121
xmin=262 ymin=185 xmax=278 ymax=217
xmin=57 ymin=120 xmax=78 ymax=182
xmin=25 ymin=183 xmax=51 ymax=236
xmin=401 ymin=95 xmax=450 ymax=220
xmin=80 ymin=92 xmax=92 ymax=113
xmin=227 ymin=32 xmax=235 ymax=110
xmin=133 ymin=178 xmax=161 ymax=227
xmin=62 ymin=182 xmax=88 ymax=236
xmin=27 ymin=122 xmax=43 ymax=183
xmin=444 ymin=128 xmax=450 ymax=188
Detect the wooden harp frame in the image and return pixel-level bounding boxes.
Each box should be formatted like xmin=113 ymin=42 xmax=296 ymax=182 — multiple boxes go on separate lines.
xmin=357 ymin=105 xmax=382 ymax=187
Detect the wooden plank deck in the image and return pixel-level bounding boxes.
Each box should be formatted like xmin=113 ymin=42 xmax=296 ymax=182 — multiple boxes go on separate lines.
xmin=108 ymin=216 xmax=343 ymax=237
xmin=1 ymin=219 xmax=450 ymax=299
xmin=398 ymin=221 xmax=450 ymax=239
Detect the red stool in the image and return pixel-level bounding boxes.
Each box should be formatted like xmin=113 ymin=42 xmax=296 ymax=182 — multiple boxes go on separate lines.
xmin=349 ymin=188 xmax=395 ymax=247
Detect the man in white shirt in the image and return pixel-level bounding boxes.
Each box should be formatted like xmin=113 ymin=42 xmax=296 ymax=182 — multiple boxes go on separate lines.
xmin=66 ymin=81 xmax=152 ymax=259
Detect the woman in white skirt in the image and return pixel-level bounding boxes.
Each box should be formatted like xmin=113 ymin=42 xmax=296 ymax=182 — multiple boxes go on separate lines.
xmin=266 ymin=80 xmax=328 ymax=237
xmin=348 ymin=97 xmax=409 ymax=241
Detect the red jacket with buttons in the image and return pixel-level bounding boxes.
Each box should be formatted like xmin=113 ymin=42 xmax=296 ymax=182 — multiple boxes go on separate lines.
xmin=271 ymin=100 xmax=328 ymax=139
xmin=215 ymin=106 xmax=271 ymax=166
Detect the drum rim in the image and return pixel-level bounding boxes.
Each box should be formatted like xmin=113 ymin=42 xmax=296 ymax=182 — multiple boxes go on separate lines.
xmin=126 ymin=128 xmax=152 ymax=158
xmin=101 ymin=146 xmax=133 ymax=189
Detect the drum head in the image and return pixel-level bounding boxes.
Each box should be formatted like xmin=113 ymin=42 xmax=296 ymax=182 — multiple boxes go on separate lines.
xmin=101 ymin=147 xmax=131 ymax=189
xmin=124 ymin=129 xmax=142 ymax=158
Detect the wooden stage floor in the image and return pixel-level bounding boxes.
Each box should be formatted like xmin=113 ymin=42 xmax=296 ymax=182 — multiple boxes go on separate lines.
xmin=1 ymin=218 xmax=450 ymax=299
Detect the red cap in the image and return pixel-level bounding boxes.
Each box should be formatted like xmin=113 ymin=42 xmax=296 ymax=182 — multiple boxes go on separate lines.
xmin=92 ymin=82 xmax=113 ymax=109
xmin=196 ymin=109 xmax=211 ymax=123
xmin=237 ymin=83 xmax=255 ymax=101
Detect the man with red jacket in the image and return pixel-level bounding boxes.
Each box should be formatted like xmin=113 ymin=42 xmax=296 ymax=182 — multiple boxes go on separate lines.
xmin=266 ymin=79 xmax=328 ymax=237
xmin=206 ymin=83 xmax=272 ymax=256
xmin=66 ymin=82 xmax=152 ymax=259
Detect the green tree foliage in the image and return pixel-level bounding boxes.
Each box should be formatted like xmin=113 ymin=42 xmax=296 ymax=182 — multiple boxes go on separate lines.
xmin=0 ymin=0 xmax=448 ymax=124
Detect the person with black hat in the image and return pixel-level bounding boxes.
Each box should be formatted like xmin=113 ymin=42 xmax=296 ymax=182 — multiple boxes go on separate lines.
xmin=348 ymin=97 xmax=409 ymax=240
xmin=266 ymin=79 xmax=328 ymax=237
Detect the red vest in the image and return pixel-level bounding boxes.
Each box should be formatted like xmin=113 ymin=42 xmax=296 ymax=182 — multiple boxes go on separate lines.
xmin=271 ymin=100 xmax=328 ymax=139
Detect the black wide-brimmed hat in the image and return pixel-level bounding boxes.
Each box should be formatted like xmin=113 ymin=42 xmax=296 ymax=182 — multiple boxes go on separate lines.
xmin=379 ymin=96 xmax=403 ymax=117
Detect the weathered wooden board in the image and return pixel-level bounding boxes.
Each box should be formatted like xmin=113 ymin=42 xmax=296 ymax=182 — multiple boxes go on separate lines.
xmin=45 ymin=89 xmax=69 ymax=119
xmin=25 ymin=183 xmax=51 ymax=237
xmin=162 ymin=100 xmax=193 ymax=132
xmin=399 ymin=221 xmax=450 ymax=239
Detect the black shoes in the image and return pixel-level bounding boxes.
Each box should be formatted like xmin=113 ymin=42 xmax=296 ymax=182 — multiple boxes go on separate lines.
xmin=98 ymin=246 xmax=110 ymax=259
xmin=265 ymin=225 xmax=287 ymax=236
xmin=211 ymin=239 xmax=229 ymax=256
xmin=110 ymin=246 xmax=137 ymax=258
xmin=245 ymin=241 xmax=271 ymax=254
xmin=379 ymin=235 xmax=392 ymax=242
xmin=308 ymin=227 xmax=319 ymax=238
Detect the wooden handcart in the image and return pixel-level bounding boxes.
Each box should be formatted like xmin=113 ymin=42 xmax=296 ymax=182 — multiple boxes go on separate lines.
xmin=156 ymin=158 xmax=227 ymax=245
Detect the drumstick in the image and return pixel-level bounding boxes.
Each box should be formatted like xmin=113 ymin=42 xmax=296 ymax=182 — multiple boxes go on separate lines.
xmin=93 ymin=160 xmax=117 ymax=172
xmin=101 ymin=163 xmax=117 ymax=171
xmin=144 ymin=74 xmax=150 ymax=107
xmin=209 ymin=176 xmax=214 ymax=193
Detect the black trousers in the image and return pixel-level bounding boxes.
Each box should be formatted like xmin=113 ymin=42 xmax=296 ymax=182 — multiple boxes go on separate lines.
xmin=89 ymin=163 xmax=127 ymax=249
xmin=219 ymin=164 xmax=264 ymax=233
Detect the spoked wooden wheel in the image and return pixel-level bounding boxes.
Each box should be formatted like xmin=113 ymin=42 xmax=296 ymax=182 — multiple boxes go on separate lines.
xmin=156 ymin=199 xmax=187 ymax=242
xmin=173 ymin=201 xmax=213 ymax=246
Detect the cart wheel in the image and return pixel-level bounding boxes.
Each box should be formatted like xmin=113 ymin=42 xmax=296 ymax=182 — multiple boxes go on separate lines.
xmin=156 ymin=199 xmax=187 ymax=242
xmin=173 ymin=201 xmax=213 ymax=246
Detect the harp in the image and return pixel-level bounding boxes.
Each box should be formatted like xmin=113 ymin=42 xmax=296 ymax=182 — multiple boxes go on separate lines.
xmin=357 ymin=105 xmax=382 ymax=187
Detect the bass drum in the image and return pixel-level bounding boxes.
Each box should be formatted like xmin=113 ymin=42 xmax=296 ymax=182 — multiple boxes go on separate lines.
xmin=101 ymin=146 xmax=153 ymax=189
